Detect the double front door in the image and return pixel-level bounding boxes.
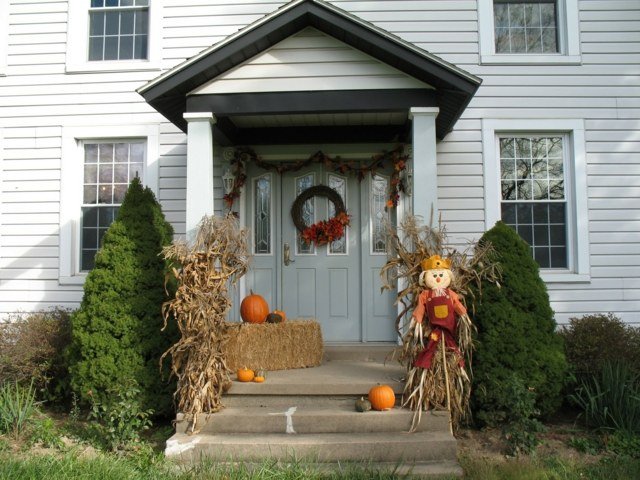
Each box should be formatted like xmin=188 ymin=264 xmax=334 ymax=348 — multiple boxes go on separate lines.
xmin=245 ymin=162 xmax=396 ymax=343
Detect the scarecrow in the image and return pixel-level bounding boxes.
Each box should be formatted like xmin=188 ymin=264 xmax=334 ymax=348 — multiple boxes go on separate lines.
xmin=412 ymin=255 xmax=467 ymax=370
xmin=404 ymin=254 xmax=474 ymax=433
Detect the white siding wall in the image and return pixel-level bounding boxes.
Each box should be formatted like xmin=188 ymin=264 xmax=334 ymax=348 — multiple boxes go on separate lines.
xmin=0 ymin=0 xmax=638 ymax=325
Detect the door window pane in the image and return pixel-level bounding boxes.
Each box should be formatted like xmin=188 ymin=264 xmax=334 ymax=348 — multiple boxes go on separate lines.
xmin=254 ymin=175 xmax=271 ymax=254
xmin=296 ymin=174 xmax=315 ymax=254
xmin=328 ymin=174 xmax=347 ymax=254
xmin=371 ymin=175 xmax=389 ymax=254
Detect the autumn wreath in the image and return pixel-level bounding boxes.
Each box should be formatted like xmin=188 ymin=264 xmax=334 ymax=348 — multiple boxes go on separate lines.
xmin=291 ymin=185 xmax=350 ymax=247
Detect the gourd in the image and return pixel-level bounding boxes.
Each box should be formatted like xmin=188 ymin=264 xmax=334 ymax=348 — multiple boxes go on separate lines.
xmin=272 ymin=310 xmax=287 ymax=322
xmin=237 ymin=367 xmax=255 ymax=382
xmin=266 ymin=311 xmax=285 ymax=323
xmin=355 ymin=397 xmax=372 ymax=412
xmin=253 ymin=369 xmax=267 ymax=383
xmin=240 ymin=291 xmax=269 ymax=324
xmin=368 ymin=384 xmax=395 ymax=411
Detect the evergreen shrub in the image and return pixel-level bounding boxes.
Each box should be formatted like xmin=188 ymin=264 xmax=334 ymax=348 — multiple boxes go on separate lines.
xmin=68 ymin=178 xmax=176 ymax=417
xmin=470 ymin=221 xmax=568 ymax=423
xmin=560 ymin=313 xmax=640 ymax=378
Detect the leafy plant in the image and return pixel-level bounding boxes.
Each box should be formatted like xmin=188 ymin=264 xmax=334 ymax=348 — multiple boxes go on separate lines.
xmin=0 ymin=381 xmax=38 ymax=439
xmin=607 ymin=431 xmax=640 ymax=458
xmin=27 ymin=416 xmax=63 ymax=449
xmin=470 ymin=221 xmax=568 ymax=421
xmin=87 ymin=381 xmax=153 ymax=451
xmin=570 ymin=361 xmax=640 ymax=434
xmin=0 ymin=308 xmax=72 ymax=403
xmin=568 ymin=435 xmax=602 ymax=455
xmin=560 ymin=313 xmax=640 ymax=378
xmin=68 ymin=178 xmax=176 ymax=417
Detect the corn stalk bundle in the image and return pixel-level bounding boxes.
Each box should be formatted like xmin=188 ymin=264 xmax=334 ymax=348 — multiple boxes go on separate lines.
xmin=161 ymin=215 xmax=249 ymax=433
xmin=380 ymin=215 xmax=500 ymax=433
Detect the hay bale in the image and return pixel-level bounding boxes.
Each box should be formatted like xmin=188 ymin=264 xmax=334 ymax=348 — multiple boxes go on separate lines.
xmin=224 ymin=320 xmax=323 ymax=371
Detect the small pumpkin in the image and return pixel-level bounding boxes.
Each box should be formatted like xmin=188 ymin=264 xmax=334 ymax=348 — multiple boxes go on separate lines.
xmin=355 ymin=397 xmax=372 ymax=412
xmin=266 ymin=312 xmax=284 ymax=324
xmin=368 ymin=384 xmax=396 ymax=411
xmin=273 ymin=309 xmax=287 ymax=322
xmin=240 ymin=290 xmax=269 ymax=324
xmin=253 ymin=369 xmax=267 ymax=383
xmin=237 ymin=367 xmax=255 ymax=382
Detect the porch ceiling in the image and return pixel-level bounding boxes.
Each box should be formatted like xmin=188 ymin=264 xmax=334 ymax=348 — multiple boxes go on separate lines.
xmin=138 ymin=0 xmax=481 ymax=144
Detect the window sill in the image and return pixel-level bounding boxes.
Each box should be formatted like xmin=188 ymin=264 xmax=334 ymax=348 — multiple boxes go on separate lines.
xmin=65 ymin=60 xmax=161 ymax=74
xmin=540 ymin=272 xmax=590 ymax=284
xmin=480 ymin=54 xmax=582 ymax=66
xmin=59 ymin=274 xmax=87 ymax=286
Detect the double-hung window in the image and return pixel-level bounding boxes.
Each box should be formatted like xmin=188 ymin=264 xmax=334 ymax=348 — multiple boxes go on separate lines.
xmin=80 ymin=141 xmax=145 ymax=270
xmin=60 ymin=125 xmax=160 ymax=284
xmin=478 ymin=0 xmax=581 ymax=64
xmin=66 ymin=0 xmax=161 ymax=73
xmin=483 ymin=119 xmax=589 ymax=282
xmin=88 ymin=0 xmax=149 ymax=61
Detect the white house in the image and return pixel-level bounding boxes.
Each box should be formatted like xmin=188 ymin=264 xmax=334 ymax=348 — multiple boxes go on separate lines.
xmin=0 ymin=0 xmax=638 ymax=338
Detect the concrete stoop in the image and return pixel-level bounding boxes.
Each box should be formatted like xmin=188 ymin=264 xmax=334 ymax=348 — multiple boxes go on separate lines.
xmin=166 ymin=350 xmax=462 ymax=478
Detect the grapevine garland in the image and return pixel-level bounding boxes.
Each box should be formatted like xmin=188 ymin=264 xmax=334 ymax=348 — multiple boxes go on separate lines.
xmin=223 ymin=146 xmax=409 ymax=210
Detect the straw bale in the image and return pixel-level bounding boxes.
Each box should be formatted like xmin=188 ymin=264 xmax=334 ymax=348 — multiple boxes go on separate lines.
xmin=224 ymin=320 xmax=323 ymax=371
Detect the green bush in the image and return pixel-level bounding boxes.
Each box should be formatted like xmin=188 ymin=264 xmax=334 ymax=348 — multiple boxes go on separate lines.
xmin=560 ymin=313 xmax=640 ymax=378
xmin=570 ymin=361 xmax=640 ymax=434
xmin=470 ymin=221 xmax=568 ymax=422
xmin=68 ymin=178 xmax=176 ymax=417
xmin=0 ymin=308 xmax=71 ymax=402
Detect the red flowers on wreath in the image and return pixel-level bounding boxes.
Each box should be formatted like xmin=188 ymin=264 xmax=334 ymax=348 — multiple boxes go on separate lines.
xmin=301 ymin=211 xmax=351 ymax=246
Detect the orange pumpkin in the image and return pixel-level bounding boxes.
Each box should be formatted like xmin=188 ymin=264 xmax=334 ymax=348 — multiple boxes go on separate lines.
xmin=237 ymin=367 xmax=254 ymax=382
xmin=240 ymin=291 xmax=269 ymax=324
xmin=368 ymin=384 xmax=396 ymax=411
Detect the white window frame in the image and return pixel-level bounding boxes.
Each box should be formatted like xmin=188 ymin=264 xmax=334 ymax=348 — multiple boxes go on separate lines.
xmin=59 ymin=124 xmax=160 ymax=285
xmin=0 ymin=3 xmax=8 ymax=76
xmin=478 ymin=0 xmax=581 ymax=65
xmin=66 ymin=0 xmax=162 ymax=74
xmin=482 ymin=118 xmax=589 ymax=283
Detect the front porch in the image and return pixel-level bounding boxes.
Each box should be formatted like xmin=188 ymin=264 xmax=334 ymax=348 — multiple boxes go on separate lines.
xmin=167 ymin=345 xmax=461 ymax=477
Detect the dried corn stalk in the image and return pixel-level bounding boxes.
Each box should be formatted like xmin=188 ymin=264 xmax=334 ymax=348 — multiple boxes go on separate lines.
xmin=161 ymin=215 xmax=249 ymax=433
xmin=380 ymin=215 xmax=500 ymax=433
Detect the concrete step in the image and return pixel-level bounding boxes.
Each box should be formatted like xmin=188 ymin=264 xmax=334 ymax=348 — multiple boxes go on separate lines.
xmin=323 ymin=344 xmax=401 ymax=363
xmin=176 ymin=406 xmax=449 ymax=434
xmin=227 ymin=360 xmax=405 ymax=396
xmin=166 ymin=430 xmax=457 ymax=464
xmin=223 ymin=394 xmax=360 ymax=408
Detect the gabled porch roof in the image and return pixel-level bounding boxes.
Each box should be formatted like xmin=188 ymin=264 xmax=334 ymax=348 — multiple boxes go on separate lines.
xmin=138 ymin=0 xmax=481 ymax=144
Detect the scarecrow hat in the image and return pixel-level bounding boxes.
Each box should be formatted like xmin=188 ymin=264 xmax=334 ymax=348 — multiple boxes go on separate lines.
xmin=420 ymin=255 xmax=451 ymax=271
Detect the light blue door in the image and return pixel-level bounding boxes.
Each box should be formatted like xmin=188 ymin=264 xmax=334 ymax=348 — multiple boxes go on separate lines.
xmin=245 ymin=163 xmax=396 ymax=343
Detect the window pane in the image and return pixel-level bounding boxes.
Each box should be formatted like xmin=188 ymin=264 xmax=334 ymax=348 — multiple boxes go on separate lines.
xmin=501 ymin=203 xmax=516 ymax=224
xmin=121 ymin=0 xmax=134 ymax=6
xmin=518 ymin=223 xmax=533 ymax=245
xmin=130 ymin=142 xmax=144 ymax=162
xmin=550 ymin=247 xmax=567 ymax=268
xmin=133 ymin=34 xmax=147 ymax=59
xmin=120 ymin=11 xmax=134 ymax=34
xmin=494 ymin=3 xmax=509 ymax=27
xmin=105 ymin=0 xmax=118 ymax=7
xmin=534 ymin=247 xmax=550 ymax=268
xmin=114 ymin=163 xmax=128 ymax=183
xmin=104 ymin=36 xmax=118 ymax=60
xmin=509 ymin=4 xmax=525 ymax=27
xmin=113 ymin=184 xmax=128 ymax=203
xmin=84 ymin=164 xmax=98 ymax=183
xmin=549 ymin=202 xmax=565 ymax=223
xmin=541 ymin=27 xmax=557 ymax=53
xmin=99 ymin=164 xmax=113 ymax=183
xmin=329 ymin=174 xmax=347 ymax=254
xmin=526 ymin=28 xmax=542 ymax=52
xmin=371 ymin=175 xmax=389 ymax=254
xmin=84 ymin=185 xmax=97 ymax=204
xmin=533 ymin=179 xmax=549 ymax=200
xmin=89 ymin=12 xmax=105 ymax=35
xmin=517 ymin=180 xmax=532 ymax=200
xmin=134 ymin=10 xmax=148 ymax=34
xmin=533 ymin=203 xmax=548 ymax=223
xmin=114 ymin=143 xmax=129 ymax=161
xmin=91 ymin=0 xmax=104 ymax=7
xmin=296 ymin=174 xmax=315 ymax=254
xmin=499 ymin=138 xmax=515 ymax=158
xmin=98 ymin=185 xmax=113 ymax=204
xmin=88 ymin=37 xmax=104 ymax=61
xmin=516 ymin=203 xmax=532 ymax=223
xmin=129 ymin=163 xmax=143 ymax=180
xmin=119 ymin=35 xmax=134 ymax=60
xmin=502 ymin=180 xmax=516 ymax=200
xmin=105 ymin=11 xmax=119 ymax=35
xmin=501 ymin=159 xmax=515 ymax=179
xmin=254 ymin=176 xmax=271 ymax=254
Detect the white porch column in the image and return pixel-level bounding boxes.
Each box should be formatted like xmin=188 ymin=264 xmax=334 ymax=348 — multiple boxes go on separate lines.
xmin=409 ymin=107 xmax=439 ymax=224
xmin=184 ymin=112 xmax=216 ymax=239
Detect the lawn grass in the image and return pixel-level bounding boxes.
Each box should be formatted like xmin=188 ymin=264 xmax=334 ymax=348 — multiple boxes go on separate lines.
xmin=1 ymin=450 xmax=639 ymax=480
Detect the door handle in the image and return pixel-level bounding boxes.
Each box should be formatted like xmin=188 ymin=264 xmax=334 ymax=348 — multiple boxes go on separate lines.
xmin=283 ymin=243 xmax=295 ymax=266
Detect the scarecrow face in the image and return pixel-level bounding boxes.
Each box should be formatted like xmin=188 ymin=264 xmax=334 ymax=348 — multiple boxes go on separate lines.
xmin=424 ymin=268 xmax=451 ymax=289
